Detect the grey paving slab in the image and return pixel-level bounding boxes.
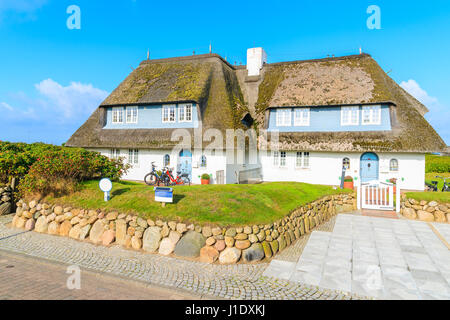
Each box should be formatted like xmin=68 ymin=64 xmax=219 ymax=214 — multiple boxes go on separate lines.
xmin=262 ymin=260 xmax=296 ymax=280
xmin=266 ymin=213 xmax=450 ymax=300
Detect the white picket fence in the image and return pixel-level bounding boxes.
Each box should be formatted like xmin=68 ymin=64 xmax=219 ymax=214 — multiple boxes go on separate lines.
xmin=357 ymin=180 xmax=401 ymax=212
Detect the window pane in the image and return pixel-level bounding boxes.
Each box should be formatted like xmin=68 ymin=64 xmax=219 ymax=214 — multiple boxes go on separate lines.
xmin=273 ymin=151 xmax=279 ymax=166
xmin=303 ymin=152 xmax=310 ymax=167
xmin=296 ymin=152 xmax=302 ymax=167
xmin=280 ymin=152 xmax=286 ymax=167
xmin=186 ymin=105 xmax=192 ymax=121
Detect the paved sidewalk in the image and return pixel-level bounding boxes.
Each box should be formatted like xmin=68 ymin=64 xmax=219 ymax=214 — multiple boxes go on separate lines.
xmin=264 ymin=214 xmax=450 ymax=300
xmin=0 ymin=215 xmax=361 ymax=300
xmin=0 ymin=250 xmax=203 ymax=300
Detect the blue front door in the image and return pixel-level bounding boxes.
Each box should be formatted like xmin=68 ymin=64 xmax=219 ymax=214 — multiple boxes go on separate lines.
xmin=360 ymin=152 xmax=379 ymax=183
xmin=178 ymin=149 xmax=192 ymax=180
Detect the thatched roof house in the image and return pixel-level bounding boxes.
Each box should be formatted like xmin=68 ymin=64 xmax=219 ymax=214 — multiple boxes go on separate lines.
xmin=67 ymin=52 xmax=445 ymax=153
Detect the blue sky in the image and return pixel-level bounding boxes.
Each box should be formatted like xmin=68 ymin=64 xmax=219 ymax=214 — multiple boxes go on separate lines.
xmin=0 ymin=0 xmax=449 ymax=145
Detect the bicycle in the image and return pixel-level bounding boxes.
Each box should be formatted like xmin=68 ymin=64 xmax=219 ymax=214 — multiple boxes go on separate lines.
xmin=435 ymin=176 xmax=450 ymax=192
xmin=144 ymin=162 xmax=165 ymax=186
xmin=162 ymin=167 xmax=191 ymax=186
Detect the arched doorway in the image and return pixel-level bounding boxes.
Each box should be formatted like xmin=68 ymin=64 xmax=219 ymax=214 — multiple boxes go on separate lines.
xmin=360 ymin=152 xmax=379 ymax=183
xmin=178 ymin=149 xmax=192 ymax=180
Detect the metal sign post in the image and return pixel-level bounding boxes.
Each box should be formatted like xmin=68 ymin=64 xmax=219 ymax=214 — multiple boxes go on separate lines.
xmin=99 ymin=178 xmax=113 ymax=202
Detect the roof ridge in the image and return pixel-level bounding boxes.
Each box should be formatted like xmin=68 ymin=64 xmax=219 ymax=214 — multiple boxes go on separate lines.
xmin=265 ymin=53 xmax=372 ymax=67
xmin=139 ymin=53 xmax=235 ymax=69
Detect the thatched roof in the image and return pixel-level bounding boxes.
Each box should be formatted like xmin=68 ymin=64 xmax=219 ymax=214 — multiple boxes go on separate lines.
xmin=67 ymin=52 xmax=446 ymax=153
xmin=256 ymin=54 xmax=445 ymax=153
xmin=66 ymin=54 xmax=248 ymax=149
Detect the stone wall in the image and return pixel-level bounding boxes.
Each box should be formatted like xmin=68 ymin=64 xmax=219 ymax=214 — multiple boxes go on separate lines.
xmin=0 ymin=183 xmax=14 ymax=216
xmin=10 ymin=193 xmax=356 ymax=264
xmin=400 ymin=198 xmax=450 ymax=223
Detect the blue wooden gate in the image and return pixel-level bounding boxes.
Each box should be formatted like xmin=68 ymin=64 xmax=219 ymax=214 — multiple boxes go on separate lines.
xmin=360 ymin=152 xmax=379 ymax=183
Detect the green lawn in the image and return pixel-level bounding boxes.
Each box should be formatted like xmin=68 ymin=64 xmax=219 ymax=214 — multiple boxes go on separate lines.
xmin=44 ymin=180 xmax=351 ymax=227
xmin=405 ymin=191 xmax=450 ymax=204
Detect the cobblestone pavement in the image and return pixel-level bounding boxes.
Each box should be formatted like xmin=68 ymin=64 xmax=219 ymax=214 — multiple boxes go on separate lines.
xmin=0 ymin=250 xmax=204 ymax=300
xmin=0 ymin=214 xmax=362 ymax=300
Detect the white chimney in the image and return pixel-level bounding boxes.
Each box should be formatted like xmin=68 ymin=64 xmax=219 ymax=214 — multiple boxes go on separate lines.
xmin=246 ymin=47 xmax=267 ymax=76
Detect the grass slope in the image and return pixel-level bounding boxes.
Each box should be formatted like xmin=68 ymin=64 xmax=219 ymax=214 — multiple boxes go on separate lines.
xmin=45 ymin=180 xmax=351 ymax=226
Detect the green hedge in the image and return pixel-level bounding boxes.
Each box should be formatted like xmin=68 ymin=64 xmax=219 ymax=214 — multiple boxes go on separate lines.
xmin=0 ymin=141 xmax=129 ymax=196
xmin=426 ymin=154 xmax=450 ymax=173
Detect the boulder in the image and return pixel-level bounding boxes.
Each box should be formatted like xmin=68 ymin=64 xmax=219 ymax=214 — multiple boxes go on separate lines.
xmin=202 ymin=226 xmax=212 ymax=238
xmin=29 ymin=200 xmax=37 ymax=209
xmin=270 ymin=240 xmax=279 ymax=254
xmin=106 ymin=212 xmax=118 ymax=221
xmin=206 ymin=237 xmax=216 ymax=246
xmin=142 ymin=226 xmax=162 ymax=252
xmin=89 ymin=220 xmax=106 ymax=244
xmin=35 ymin=216 xmax=48 ymax=233
xmin=16 ymin=216 xmax=26 ymax=229
xmin=243 ymin=243 xmax=265 ymax=262
xmin=234 ymin=233 xmax=248 ymax=240
xmin=136 ymin=217 xmax=148 ymax=228
xmin=214 ymin=239 xmax=226 ymax=252
xmin=212 ymin=227 xmax=222 ymax=236
xmin=47 ymin=221 xmax=60 ymax=235
xmin=402 ymin=208 xmax=417 ymax=220
xmin=235 ymin=240 xmax=251 ymax=250
xmin=225 ymin=228 xmax=237 ymax=237
xmin=176 ymin=223 xmax=187 ymax=234
xmin=417 ymin=210 xmax=434 ymax=222
xmin=434 ymin=210 xmax=446 ymax=223
xmin=69 ymin=225 xmax=81 ymax=239
xmin=200 ymin=246 xmax=219 ymax=264
xmin=0 ymin=202 xmax=12 ymax=216
xmin=262 ymin=241 xmax=273 ymax=259
xmin=168 ymin=230 xmax=181 ymax=244
xmin=115 ymin=219 xmax=127 ymax=245
xmin=79 ymin=224 xmax=91 ymax=240
xmin=219 ymin=247 xmax=241 ymax=264
xmin=158 ymin=237 xmax=176 ymax=255
xmin=225 ymin=236 xmax=235 ymax=247
xmin=24 ymin=218 xmax=35 ymax=231
xmin=174 ymin=231 xmax=205 ymax=257
xmin=131 ymin=236 xmax=142 ymax=250
xmin=59 ymin=220 xmax=72 ymax=236
xmin=428 ymin=201 xmax=438 ymax=207
xmin=54 ymin=206 xmax=63 ymax=215
xmin=101 ymin=230 xmax=115 ymax=245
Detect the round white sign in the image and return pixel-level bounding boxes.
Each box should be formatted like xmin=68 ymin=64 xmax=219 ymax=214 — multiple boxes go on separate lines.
xmin=99 ymin=178 xmax=113 ymax=192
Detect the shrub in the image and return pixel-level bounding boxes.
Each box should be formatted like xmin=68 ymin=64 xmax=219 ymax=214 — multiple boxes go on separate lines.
xmin=0 ymin=141 xmax=129 ymax=196
xmin=201 ymin=173 xmax=211 ymax=180
xmin=426 ymin=154 xmax=450 ymax=173
xmin=344 ymin=176 xmax=353 ymax=182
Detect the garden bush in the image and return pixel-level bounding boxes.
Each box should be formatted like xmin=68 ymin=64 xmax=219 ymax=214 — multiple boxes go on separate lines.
xmin=0 ymin=141 xmax=129 ymax=196
xmin=426 ymin=154 xmax=450 ymax=173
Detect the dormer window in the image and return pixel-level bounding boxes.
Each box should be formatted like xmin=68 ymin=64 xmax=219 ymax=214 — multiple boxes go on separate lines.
xmin=179 ymin=104 xmax=192 ymax=122
xmin=294 ymin=108 xmax=310 ymax=126
xmin=341 ymin=106 xmax=359 ymax=126
xmin=112 ymin=107 xmax=124 ymax=124
xmin=276 ymin=109 xmax=291 ymax=126
xmin=162 ymin=105 xmax=176 ymax=123
xmin=126 ymin=106 xmax=138 ymax=123
xmin=362 ymin=105 xmax=381 ymax=125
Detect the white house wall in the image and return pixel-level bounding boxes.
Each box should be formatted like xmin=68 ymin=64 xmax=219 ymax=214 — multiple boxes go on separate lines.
xmin=260 ymin=151 xmax=425 ymax=191
xmin=90 ymin=148 xmax=425 ymax=191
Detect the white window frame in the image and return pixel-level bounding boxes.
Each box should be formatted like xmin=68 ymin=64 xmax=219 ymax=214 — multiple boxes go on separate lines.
xmin=296 ymin=152 xmax=310 ymax=169
xmin=280 ymin=151 xmax=287 ymax=167
xmin=343 ymin=157 xmax=350 ymax=170
xmin=273 ymin=151 xmax=279 ymax=167
xmin=362 ymin=105 xmax=381 ymax=125
xmin=110 ymin=148 xmax=120 ymax=160
xmin=112 ymin=107 xmax=124 ymax=124
xmin=126 ymin=106 xmax=138 ymax=124
xmin=341 ymin=106 xmax=359 ymax=126
xmin=390 ymin=159 xmax=399 ymax=172
xmin=276 ymin=109 xmax=291 ymax=127
xmin=179 ymin=103 xmax=193 ymax=123
xmin=163 ymin=154 xmax=170 ymax=167
xmin=128 ymin=149 xmax=139 ymax=165
xmin=162 ymin=105 xmax=176 ymax=123
xmin=200 ymin=155 xmax=207 ymax=168
xmin=294 ymin=108 xmax=310 ymax=126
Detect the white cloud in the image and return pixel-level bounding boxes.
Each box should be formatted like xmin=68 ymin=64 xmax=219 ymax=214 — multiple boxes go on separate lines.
xmin=35 ymin=79 xmax=109 ymax=119
xmin=0 ymin=102 xmax=13 ymax=110
xmin=401 ymin=79 xmax=450 ymax=145
xmin=2 ymin=79 xmax=109 ymax=123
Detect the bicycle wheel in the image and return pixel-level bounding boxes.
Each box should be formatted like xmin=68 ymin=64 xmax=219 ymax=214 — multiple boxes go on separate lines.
xmin=144 ymin=173 xmax=157 ymax=186
xmin=182 ymin=176 xmax=190 ymax=186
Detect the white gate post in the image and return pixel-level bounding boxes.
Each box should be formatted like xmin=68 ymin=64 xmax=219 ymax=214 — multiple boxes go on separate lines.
xmin=396 ymin=180 xmax=401 ymax=213
xmin=357 ymin=183 xmax=361 ymax=210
